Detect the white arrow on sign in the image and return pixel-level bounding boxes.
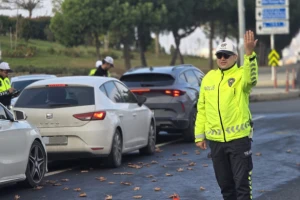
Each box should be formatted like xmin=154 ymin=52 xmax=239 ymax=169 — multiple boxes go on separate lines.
xmin=256 ymin=7 xmax=289 ymax=20
xmin=256 ymin=20 xmax=289 ymax=35
xmin=256 ymin=0 xmax=289 ymax=7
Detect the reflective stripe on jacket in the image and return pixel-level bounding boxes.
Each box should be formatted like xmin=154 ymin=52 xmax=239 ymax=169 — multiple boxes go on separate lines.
xmin=195 ymin=52 xmax=258 ymax=143
xmin=0 ymin=77 xmax=11 ymax=94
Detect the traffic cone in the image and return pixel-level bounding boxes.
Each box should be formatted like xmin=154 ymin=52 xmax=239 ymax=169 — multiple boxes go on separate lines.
xmin=285 ymin=69 xmax=289 ymax=93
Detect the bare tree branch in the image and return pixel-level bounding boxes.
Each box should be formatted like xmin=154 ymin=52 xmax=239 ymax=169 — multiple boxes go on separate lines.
xmin=2 ymin=0 xmax=43 ymax=18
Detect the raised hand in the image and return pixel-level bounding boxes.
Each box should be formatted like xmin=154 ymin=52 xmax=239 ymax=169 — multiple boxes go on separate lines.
xmin=244 ymin=30 xmax=258 ymax=56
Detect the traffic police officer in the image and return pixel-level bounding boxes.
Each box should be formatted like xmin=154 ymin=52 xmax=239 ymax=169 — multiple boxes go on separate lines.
xmin=195 ymin=30 xmax=258 ymax=200
xmin=93 ymin=56 xmax=114 ymax=77
xmin=89 ymin=60 xmax=102 ymax=76
xmin=0 ymin=62 xmax=15 ymax=108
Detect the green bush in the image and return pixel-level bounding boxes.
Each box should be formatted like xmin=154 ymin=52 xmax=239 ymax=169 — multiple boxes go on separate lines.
xmin=62 ymin=48 xmax=82 ymax=58
xmin=47 ymin=47 xmax=56 ymax=55
xmin=2 ymin=45 xmax=37 ymax=58
xmin=101 ymin=50 xmax=119 ymax=60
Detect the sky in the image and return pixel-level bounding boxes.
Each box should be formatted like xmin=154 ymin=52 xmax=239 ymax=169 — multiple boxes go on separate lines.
xmin=1 ymin=0 xmax=299 ymax=62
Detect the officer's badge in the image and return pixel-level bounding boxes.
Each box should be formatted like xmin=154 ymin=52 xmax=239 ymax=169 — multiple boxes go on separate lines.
xmin=228 ymin=78 xmax=235 ymax=87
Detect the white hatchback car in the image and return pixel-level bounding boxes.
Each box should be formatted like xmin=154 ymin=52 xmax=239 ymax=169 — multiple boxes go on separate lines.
xmin=14 ymin=76 xmax=156 ymax=167
xmin=10 ymin=74 xmax=57 ymax=107
xmin=0 ymin=104 xmax=47 ymax=187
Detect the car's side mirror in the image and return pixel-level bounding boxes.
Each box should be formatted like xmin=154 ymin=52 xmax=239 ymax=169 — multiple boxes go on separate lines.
xmin=136 ymin=95 xmax=147 ymax=107
xmin=14 ymin=110 xmax=27 ymax=121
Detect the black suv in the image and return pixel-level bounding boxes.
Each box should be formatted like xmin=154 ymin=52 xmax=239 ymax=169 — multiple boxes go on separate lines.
xmin=120 ymin=65 xmax=205 ymax=142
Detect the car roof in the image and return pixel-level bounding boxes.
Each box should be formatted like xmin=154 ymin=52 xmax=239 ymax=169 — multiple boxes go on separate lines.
xmin=26 ymin=76 xmax=117 ymax=88
xmin=122 ymin=65 xmax=202 ymax=76
xmin=11 ymin=74 xmax=57 ymax=82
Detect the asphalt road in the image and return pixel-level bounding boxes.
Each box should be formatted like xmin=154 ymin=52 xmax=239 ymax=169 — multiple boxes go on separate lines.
xmin=0 ymin=99 xmax=299 ymax=200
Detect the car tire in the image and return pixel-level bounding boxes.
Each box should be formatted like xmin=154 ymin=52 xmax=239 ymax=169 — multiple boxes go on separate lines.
xmin=183 ymin=107 xmax=197 ymax=142
xmin=106 ymin=129 xmax=122 ymax=168
xmin=21 ymin=140 xmax=47 ymax=188
xmin=139 ymin=122 xmax=156 ymax=155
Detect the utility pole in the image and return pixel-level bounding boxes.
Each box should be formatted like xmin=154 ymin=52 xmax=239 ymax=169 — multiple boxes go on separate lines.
xmin=238 ymin=0 xmax=246 ymax=64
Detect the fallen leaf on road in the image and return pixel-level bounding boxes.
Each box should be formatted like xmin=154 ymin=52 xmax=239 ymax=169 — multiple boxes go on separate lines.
xmin=177 ymin=168 xmax=184 ymax=172
xmin=202 ymin=164 xmax=208 ymax=167
xmin=172 ymin=153 xmax=179 ymax=156
xmin=96 ymin=177 xmax=107 ymax=182
xmin=138 ymin=162 xmax=144 ymax=165
xmin=14 ymin=195 xmax=20 ymax=200
xmin=134 ymin=187 xmax=140 ymax=191
xmin=182 ymin=151 xmax=188 ymax=155
xmin=151 ymin=179 xmax=157 ymax=182
xmin=63 ymin=187 xmax=69 ymax=190
xmin=195 ymin=150 xmax=201 ymax=155
xmin=108 ymin=182 xmax=115 ymax=184
xmin=286 ymin=149 xmax=292 ymax=153
xmin=151 ymin=161 xmax=158 ymax=164
xmin=154 ymin=187 xmax=161 ymax=191
xmin=74 ymin=188 xmax=81 ymax=192
xmin=146 ymin=175 xmax=154 ymax=178
xmin=47 ymin=180 xmax=56 ymax=184
xmin=128 ymin=164 xmax=143 ymax=169
xmin=255 ymin=152 xmax=262 ymax=156
xmin=79 ymin=193 xmax=87 ymax=197
xmin=81 ymin=170 xmax=89 ymax=173
xmin=188 ymin=162 xmax=196 ymax=166
xmin=53 ymin=183 xmax=62 ymax=186
xmin=162 ymin=165 xmax=167 ymax=168
xmin=177 ymin=158 xmax=182 ymax=161
xmin=113 ymin=172 xmax=134 ymax=175
xmin=34 ymin=186 xmax=43 ymax=190
xmin=105 ymin=195 xmax=113 ymax=200
xmin=155 ymin=148 xmax=163 ymax=153
xmin=61 ymin=179 xmax=69 ymax=182
xmin=165 ymin=173 xmax=173 ymax=177
xmin=168 ymin=193 xmax=180 ymax=199
xmin=187 ymin=167 xmax=193 ymax=170
xmin=168 ymin=158 xmax=176 ymax=161
xmin=121 ymin=182 xmax=132 ymax=186
xmin=133 ymin=196 xmax=143 ymax=199
xmin=200 ymin=187 xmax=206 ymax=191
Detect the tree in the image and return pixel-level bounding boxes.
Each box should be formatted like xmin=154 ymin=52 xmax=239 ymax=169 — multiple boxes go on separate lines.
xmin=3 ymin=0 xmax=43 ymax=18
xmin=51 ymin=0 xmax=63 ymax=13
xmin=50 ymin=0 xmax=112 ymax=59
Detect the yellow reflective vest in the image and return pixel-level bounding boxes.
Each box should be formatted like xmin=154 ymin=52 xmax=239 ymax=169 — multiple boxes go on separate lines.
xmin=195 ymin=52 xmax=258 ymax=143
xmin=0 ymin=77 xmax=11 ymax=93
xmin=89 ymin=69 xmax=97 ymax=76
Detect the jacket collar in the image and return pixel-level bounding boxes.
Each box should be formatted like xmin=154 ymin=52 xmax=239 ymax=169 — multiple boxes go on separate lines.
xmin=218 ymin=63 xmax=238 ymax=74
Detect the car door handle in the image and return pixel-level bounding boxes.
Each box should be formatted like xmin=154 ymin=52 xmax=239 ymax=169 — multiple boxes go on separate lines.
xmin=118 ymin=114 xmax=124 ymax=118
xmin=132 ymin=113 xmax=137 ymax=117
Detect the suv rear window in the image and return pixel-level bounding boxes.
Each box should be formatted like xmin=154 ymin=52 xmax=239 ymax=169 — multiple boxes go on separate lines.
xmin=15 ymin=86 xmax=95 ymax=108
xmin=120 ymin=73 xmax=175 ymax=87
xmin=12 ymin=79 xmax=41 ymax=91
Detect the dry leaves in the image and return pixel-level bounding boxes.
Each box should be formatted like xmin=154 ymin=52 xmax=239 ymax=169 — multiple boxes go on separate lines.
xmin=14 ymin=195 xmax=20 ymax=200
xmin=61 ymin=179 xmax=69 ymax=182
xmin=81 ymin=170 xmax=89 ymax=173
xmin=172 ymin=153 xmax=179 ymax=156
xmin=255 ymin=152 xmax=262 ymax=156
xmin=53 ymin=183 xmax=62 ymax=186
xmin=128 ymin=164 xmax=143 ymax=169
xmin=151 ymin=161 xmax=158 ymax=164
xmin=34 ymin=186 xmax=43 ymax=190
xmin=96 ymin=177 xmax=107 ymax=182
xmin=162 ymin=165 xmax=168 ymax=168
xmin=146 ymin=175 xmax=154 ymax=178
xmin=177 ymin=168 xmax=184 ymax=172
xmin=113 ymin=172 xmax=134 ymax=175
xmin=168 ymin=193 xmax=180 ymax=199
xmin=105 ymin=195 xmax=113 ymax=200
xmin=286 ymin=149 xmax=292 ymax=153
xmin=202 ymin=164 xmax=208 ymax=167
xmin=108 ymin=182 xmax=115 ymax=185
xmin=200 ymin=187 xmax=206 ymax=191
xmin=74 ymin=188 xmax=82 ymax=192
xmin=187 ymin=167 xmax=193 ymax=170
xmin=63 ymin=187 xmax=69 ymax=191
xmin=121 ymin=182 xmax=132 ymax=186
xmin=188 ymin=162 xmax=196 ymax=166
xmin=165 ymin=173 xmax=173 ymax=177
xmin=195 ymin=150 xmax=201 ymax=155
xmin=134 ymin=187 xmax=140 ymax=191
xmin=151 ymin=179 xmax=157 ymax=182
xmin=46 ymin=180 xmax=57 ymax=184
xmin=133 ymin=196 xmax=143 ymax=199
xmin=154 ymin=187 xmax=161 ymax=191
xmin=155 ymin=148 xmax=163 ymax=153
xmin=79 ymin=193 xmax=87 ymax=197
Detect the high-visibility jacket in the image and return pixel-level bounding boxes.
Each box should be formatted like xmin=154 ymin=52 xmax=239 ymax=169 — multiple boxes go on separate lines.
xmin=0 ymin=77 xmax=12 ymax=106
xmin=89 ymin=69 xmax=97 ymax=76
xmin=195 ymin=52 xmax=258 ymax=143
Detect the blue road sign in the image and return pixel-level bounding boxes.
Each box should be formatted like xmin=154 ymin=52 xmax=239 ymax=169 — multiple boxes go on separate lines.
xmin=263 ymin=21 xmax=285 ymax=27
xmin=262 ymin=8 xmax=287 ymax=19
xmin=261 ymin=0 xmax=286 ymax=6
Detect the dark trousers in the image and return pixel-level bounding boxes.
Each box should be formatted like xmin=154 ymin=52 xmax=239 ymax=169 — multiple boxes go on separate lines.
xmin=209 ymin=137 xmax=253 ymax=200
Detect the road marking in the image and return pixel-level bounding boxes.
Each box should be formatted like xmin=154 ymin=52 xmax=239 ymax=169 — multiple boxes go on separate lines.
xmin=252 ymin=115 xmax=265 ymax=121
xmin=156 ymin=138 xmax=183 ymax=148
xmin=45 ymin=168 xmax=72 ymax=177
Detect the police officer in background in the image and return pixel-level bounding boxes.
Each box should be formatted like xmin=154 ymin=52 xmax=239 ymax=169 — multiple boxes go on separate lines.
xmin=195 ymin=30 xmax=258 ymax=200
xmin=93 ymin=56 xmax=114 ymax=77
xmin=0 ymin=62 xmax=16 ymax=108
xmin=89 ymin=60 xmax=102 ymax=76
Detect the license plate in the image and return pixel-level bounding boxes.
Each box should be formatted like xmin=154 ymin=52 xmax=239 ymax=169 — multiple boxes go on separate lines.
xmin=42 ymin=136 xmax=68 ymax=145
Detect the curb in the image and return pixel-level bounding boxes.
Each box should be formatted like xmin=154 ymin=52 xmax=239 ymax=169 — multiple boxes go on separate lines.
xmin=250 ymin=91 xmax=300 ymax=102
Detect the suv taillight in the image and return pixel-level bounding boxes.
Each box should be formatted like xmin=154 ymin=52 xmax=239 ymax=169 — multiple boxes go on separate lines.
xmin=73 ymin=111 xmax=106 ymax=121
xmin=164 ymin=90 xmax=186 ymax=97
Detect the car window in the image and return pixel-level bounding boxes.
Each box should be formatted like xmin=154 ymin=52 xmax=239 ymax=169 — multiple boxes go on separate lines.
xmin=15 ymin=86 xmax=95 ymax=108
xmin=120 ymin=73 xmax=175 ymax=87
xmin=179 ymin=73 xmax=187 ymax=82
xmin=100 ymin=85 xmax=107 ymax=96
xmin=11 ymin=79 xmax=41 ymax=91
xmin=0 ymin=105 xmax=8 ymax=120
xmin=194 ymin=70 xmax=204 ymax=82
xmin=115 ymin=82 xmax=137 ymax=103
xmin=184 ymin=70 xmax=199 ymax=87
xmin=103 ymin=81 xmax=123 ymax=103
